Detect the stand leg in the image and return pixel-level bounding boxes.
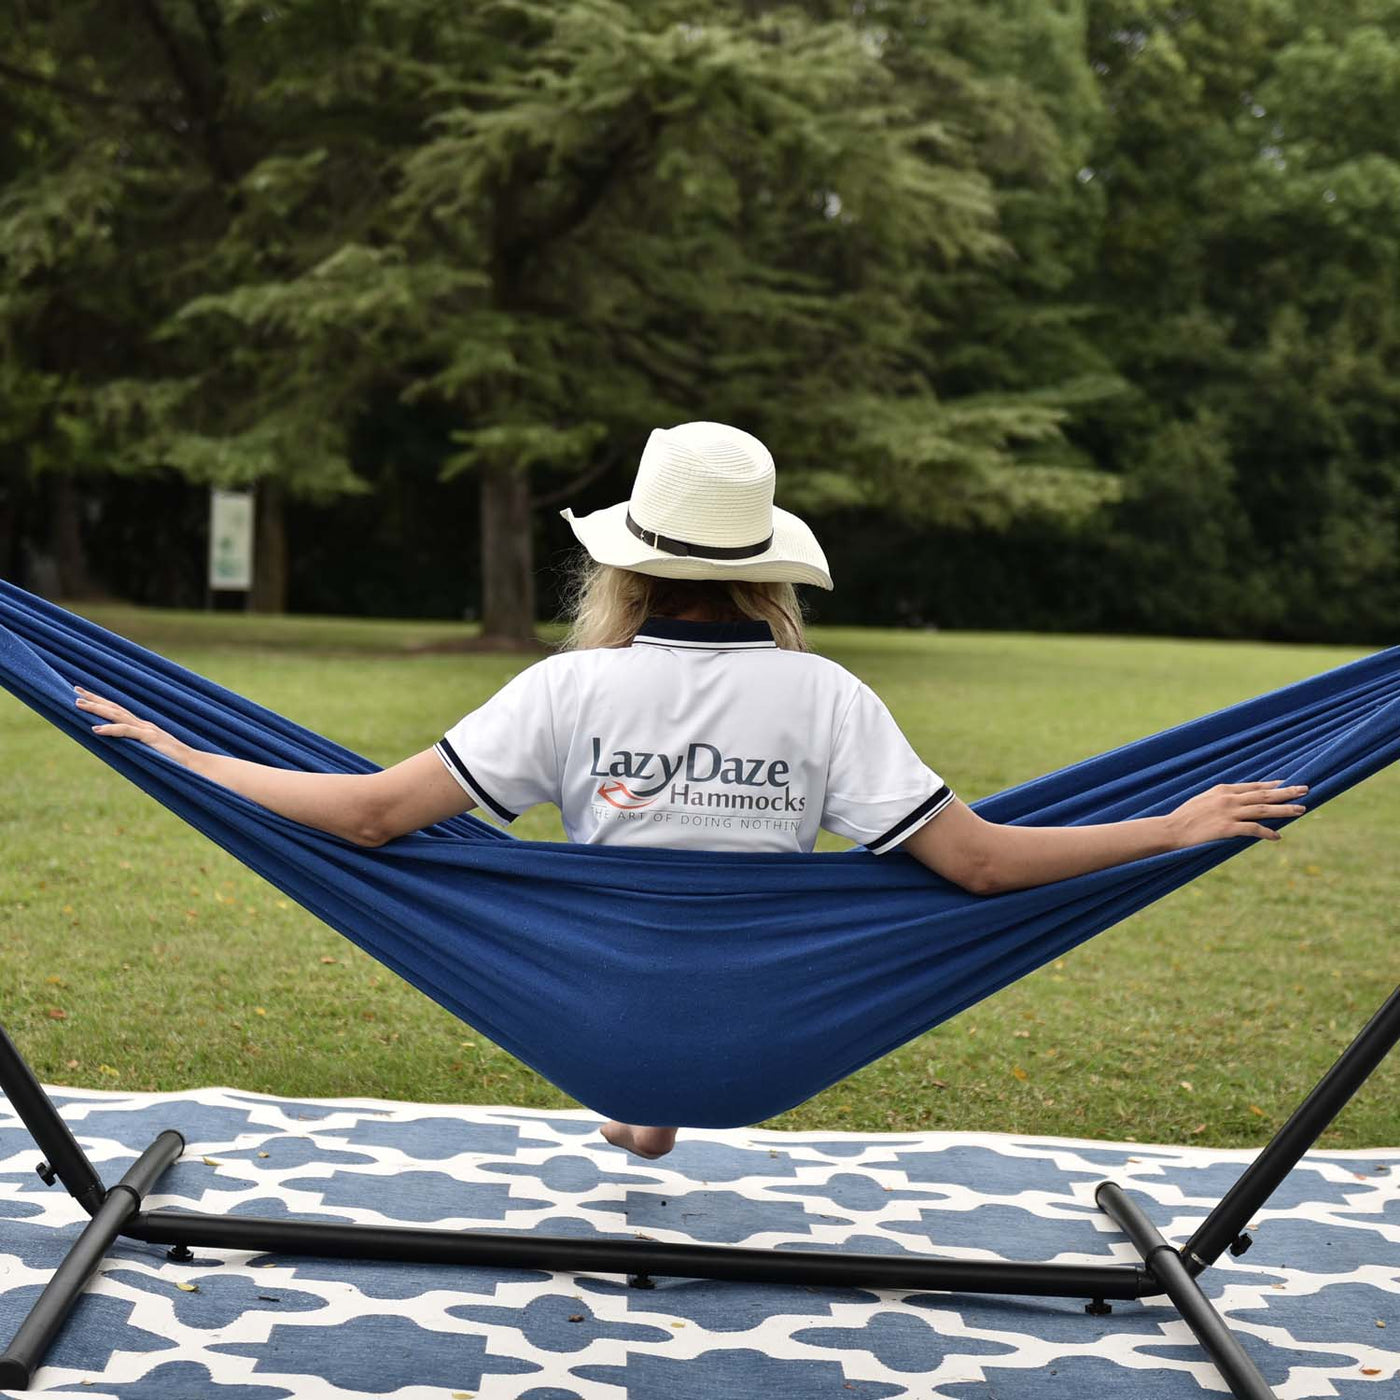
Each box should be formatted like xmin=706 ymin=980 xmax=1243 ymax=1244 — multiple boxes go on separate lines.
xmin=1097 ymin=1183 xmax=1275 ymax=1400
xmin=1182 ymin=984 xmax=1400 ymax=1274
xmin=0 ymin=1131 xmax=184 ymax=1391
xmin=0 ymin=1025 xmax=105 ymax=1214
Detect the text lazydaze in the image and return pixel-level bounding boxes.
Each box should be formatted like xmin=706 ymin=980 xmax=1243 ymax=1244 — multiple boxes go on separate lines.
xmin=589 ymin=738 xmax=790 ymax=798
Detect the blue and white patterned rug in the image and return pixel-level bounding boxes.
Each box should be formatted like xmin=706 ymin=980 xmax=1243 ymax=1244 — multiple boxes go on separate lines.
xmin=1 ymin=1087 xmax=1397 ymax=1398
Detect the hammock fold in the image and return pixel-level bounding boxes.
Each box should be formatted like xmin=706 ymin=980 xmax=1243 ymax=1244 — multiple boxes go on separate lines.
xmin=3 ymin=579 xmax=1399 ymax=1128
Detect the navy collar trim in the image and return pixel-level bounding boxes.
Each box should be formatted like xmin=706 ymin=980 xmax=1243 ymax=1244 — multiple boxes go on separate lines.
xmin=632 ymin=618 xmax=777 ymax=651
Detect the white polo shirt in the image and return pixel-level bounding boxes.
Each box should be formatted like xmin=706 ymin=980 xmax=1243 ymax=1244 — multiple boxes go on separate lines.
xmin=435 ymin=618 xmax=953 ymax=855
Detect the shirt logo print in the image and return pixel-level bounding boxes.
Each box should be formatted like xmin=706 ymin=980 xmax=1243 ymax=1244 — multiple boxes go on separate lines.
xmin=587 ymin=737 xmax=807 ymax=818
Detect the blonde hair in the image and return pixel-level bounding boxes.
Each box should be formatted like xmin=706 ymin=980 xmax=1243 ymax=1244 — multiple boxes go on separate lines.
xmin=562 ymin=559 xmax=809 ymax=652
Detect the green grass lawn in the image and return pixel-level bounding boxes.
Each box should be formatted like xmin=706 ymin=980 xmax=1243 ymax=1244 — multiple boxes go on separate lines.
xmin=2 ymin=606 xmax=1397 ymax=1149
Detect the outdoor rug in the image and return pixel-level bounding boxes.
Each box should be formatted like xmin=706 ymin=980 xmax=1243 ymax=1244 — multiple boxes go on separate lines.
xmin=0 ymin=1087 xmax=1397 ymax=1399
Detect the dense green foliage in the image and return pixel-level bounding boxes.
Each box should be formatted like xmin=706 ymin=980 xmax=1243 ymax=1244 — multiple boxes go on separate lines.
xmin=3 ymin=1 xmax=1400 ymax=639
xmin=3 ymin=612 xmax=1396 ymax=1145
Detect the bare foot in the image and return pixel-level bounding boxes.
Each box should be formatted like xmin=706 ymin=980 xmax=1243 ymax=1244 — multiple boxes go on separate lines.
xmin=601 ymin=1121 xmax=679 ymax=1159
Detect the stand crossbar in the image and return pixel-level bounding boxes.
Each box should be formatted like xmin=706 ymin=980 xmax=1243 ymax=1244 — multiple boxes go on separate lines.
xmin=125 ymin=1208 xmax=1154 ymax=1297
xmin=2 ymin=983 xmax=1396 ymax=1397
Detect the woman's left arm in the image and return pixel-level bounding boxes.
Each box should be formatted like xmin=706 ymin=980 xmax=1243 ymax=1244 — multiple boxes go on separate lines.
xmin=74 ymin=687 xmax=473 ymax=846
xmin=903 ymin=782 xmax=1308 ymax=895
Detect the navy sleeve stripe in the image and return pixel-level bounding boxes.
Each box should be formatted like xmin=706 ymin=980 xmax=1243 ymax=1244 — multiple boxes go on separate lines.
xmin=435 ymin=738 xmax=518 ymax=823
xmin=867 ymin=784 xmax=955 ymax=855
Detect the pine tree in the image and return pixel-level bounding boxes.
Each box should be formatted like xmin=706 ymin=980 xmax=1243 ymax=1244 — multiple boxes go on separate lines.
xmin=1 ymin=0 xmax=1118 ymax=635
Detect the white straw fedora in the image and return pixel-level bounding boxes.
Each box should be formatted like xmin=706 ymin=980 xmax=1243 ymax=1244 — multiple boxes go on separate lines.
xmin=560 ymin=422 xmax=833 ymax=589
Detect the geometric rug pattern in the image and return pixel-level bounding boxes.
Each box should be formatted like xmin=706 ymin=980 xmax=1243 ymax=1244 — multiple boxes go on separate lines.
xmin=1 ymin=1087 xmax=1396 ymax=1398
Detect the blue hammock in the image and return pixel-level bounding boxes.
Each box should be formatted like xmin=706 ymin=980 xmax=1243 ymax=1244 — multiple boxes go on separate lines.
xmin=3 ymin=579 xmax=1399 ymax=1129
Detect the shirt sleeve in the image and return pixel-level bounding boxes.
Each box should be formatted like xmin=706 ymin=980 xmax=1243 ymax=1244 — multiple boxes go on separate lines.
xmin=823 ymin=681 xmax=954 ymax=854
xmin=435 ymin=660 xmax=562 ymax=823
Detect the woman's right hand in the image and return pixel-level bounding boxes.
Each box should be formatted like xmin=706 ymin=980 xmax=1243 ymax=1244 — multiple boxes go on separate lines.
xmin=74 ymin=686 xmax=195 ymax=768
xmin=1166 ymin=781 xmax=1308 ymax=847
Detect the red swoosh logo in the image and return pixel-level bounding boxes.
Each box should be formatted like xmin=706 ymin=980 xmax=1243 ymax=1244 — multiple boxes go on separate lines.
xmin=597 ymin=781 xmax=658 ymax=809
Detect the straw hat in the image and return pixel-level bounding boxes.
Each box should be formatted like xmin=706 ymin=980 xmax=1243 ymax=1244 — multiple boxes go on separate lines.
xmin=560 ymin=422 xmax=833 ymax=589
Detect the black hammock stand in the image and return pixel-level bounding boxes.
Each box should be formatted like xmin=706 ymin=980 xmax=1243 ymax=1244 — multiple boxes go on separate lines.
xmin=0 ymin=983 xmax=1397 ymax=1399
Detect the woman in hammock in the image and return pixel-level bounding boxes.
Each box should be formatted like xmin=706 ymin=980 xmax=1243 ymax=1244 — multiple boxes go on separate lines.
xmin=74 ymin=421 xmax=1306 ymax=1159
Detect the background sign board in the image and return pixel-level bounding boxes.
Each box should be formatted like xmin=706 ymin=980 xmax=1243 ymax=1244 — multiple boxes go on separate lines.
xmin=209 ymin=489 xmax=254 ymax=591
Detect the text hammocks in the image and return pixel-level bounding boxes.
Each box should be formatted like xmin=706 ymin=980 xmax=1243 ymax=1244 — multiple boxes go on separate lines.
xmin=3 ymin=578 xmax=1399 ymax=1127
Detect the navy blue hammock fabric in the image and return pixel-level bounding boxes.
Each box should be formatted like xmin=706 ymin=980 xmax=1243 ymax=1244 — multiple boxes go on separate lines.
xmin=3 ymin=579 xmax=1400 ymax=1128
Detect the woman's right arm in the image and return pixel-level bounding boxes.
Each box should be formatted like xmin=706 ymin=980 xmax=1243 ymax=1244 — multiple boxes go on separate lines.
xmin=75 ymin=687 xmax=474 ymax=846
xmin=902 ymin=782 xmax=1308 ymax=894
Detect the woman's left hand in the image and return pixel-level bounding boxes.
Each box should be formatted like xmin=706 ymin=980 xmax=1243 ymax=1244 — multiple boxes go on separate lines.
xmin=1165 ymin=781 xmax=1308 ymax=846
xmin=74 ymin=686 xmax=194 ymax=768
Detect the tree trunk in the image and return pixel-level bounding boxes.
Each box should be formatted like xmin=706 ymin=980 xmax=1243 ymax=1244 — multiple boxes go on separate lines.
xmin=250 ymin=480 xmax=288 ymax=614
xmin=51 ymin=474 xmax=101 ymax=599
xmin=479 ymin=463 xmax=536 ymax=644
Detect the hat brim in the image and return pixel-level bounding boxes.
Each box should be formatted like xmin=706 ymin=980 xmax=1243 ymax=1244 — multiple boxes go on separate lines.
xmin=561 ymin=502 xmax=833 ymax=590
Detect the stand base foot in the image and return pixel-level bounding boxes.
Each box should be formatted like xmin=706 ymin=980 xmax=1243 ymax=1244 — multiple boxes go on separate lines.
xmin=0 ymin=1356 xmax=32 ymax=1391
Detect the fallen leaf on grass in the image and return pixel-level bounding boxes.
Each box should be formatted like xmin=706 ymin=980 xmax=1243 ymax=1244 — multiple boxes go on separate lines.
xmin=98 ymin=1065 xmax=119 ymax=1078
xmin=47 ymin=1008 xmax=66 ymax=1020
xmin=1011 ymin=1066 xmax=1028 ymax=1081
xmin=1179 ymin=1081 xmax=1193 ymax=1092
xmin=320 ymin=956 xmax=337 ymax=964
xmin=1248 ymin=1105 xmax=1265 ymax=1117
